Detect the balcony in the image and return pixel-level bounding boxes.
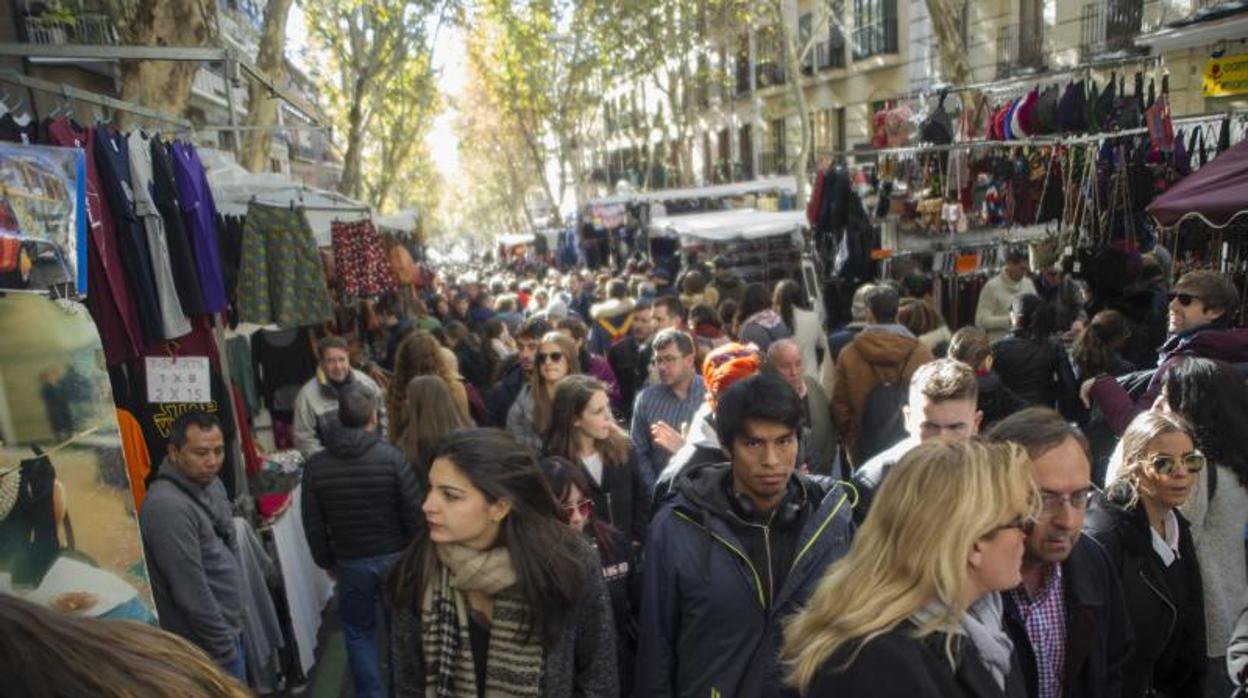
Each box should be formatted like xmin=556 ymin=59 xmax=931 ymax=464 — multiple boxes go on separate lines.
xmin=191 ymin=67 xmax=248 ymax=111
xmin=996 ymin=24 xmax=1045 ymax=79
xmin=21 ymin=12 xmax=118 ymax=46
xmin=758 ymin=151 xmax=787 ymax=176
xmin=756 ymin=61 xmax=787 ymax=89
xmin=819 ymin=39 xmax=846 ymax=70
xmin=853 ymin=18 xmax=898 ymax=60
xmin=1080 ymin=2 xmax=1146 ymax=61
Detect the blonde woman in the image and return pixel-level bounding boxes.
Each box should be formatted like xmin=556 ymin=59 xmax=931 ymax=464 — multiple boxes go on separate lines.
xmin=783 ymin=440 xmax=1037 ymax=697
xmin=1085 ymin=410 xmax=1207 ymax=698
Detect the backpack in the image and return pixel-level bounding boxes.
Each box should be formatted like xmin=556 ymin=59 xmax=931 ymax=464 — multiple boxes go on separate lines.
xmin=856 ymin=345 xmax=918 ymax=464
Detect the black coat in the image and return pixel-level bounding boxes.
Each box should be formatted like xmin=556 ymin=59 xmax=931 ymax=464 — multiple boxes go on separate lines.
xmin=1002 ymin=535 xmax=1134 ymax=698
xmin=301 ymin=425 xmax=423 ymax=567
xmin=485 ymin=359 xmax=525 ymax=427
xmin=1084 ymin=495 xmax=1206 ymax=698
xmin=807 ymin=624 xmax=1029 ymax=698
xmin=977 ymin=371 xmax=1029 ymax=430
xmin=607 ymin=335 xmax=643 ymax=421
xmin=584 ymin=450 xmax=651 ymax=549
xmin=991 ymin=332 xmax=1079 ymax=414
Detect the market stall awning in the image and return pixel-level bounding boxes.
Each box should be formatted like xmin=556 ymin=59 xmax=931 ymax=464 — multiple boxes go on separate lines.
xmin=649 ymin=209 xmax=807 ymax=243
xmin=588 ymin=175 xmax=797 ymax=207
xmin=1134 ymin=5 xmax=1248 ymax=52
xmin=498 ymin=233 xmax=536 ymax=248
xmin=1147 ymin=137 xmax=1248 ymax=228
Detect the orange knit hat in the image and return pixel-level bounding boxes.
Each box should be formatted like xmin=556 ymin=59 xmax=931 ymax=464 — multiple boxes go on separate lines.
xmin=701 ymin=342 xmax=762 ymax=407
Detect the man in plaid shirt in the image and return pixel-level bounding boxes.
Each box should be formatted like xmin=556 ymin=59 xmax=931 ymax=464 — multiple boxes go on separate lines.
xmin=988 ymin=408 xmax=1134 ymax=698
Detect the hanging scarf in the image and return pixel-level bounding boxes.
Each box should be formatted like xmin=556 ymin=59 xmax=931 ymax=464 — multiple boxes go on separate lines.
xmin=421 ymin=544 xmax=544 ymax=697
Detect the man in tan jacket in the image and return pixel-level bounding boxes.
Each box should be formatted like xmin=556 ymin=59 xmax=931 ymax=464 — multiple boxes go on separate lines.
xmin=831 ymin=284 xmax=933 ymax=467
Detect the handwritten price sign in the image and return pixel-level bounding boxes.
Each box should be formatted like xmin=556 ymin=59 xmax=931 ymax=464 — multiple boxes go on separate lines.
xmin=145 ymin=357 xmax=210 ymax=404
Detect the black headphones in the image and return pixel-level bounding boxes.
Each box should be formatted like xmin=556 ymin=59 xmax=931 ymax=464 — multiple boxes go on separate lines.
xmin=732 ymin=488 xmax=803 ymax=529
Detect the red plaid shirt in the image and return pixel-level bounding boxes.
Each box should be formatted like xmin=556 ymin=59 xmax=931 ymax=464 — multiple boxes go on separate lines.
xmin=1008 ymin=564 xmax=1067 ymax=698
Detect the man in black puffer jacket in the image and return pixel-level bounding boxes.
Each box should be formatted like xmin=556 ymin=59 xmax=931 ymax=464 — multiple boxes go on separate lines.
xmin=302 ymin=382 xmax=423 ymax=698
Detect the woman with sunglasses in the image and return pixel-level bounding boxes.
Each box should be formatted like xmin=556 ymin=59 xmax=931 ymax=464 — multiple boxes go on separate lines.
xmin=782 ymin=440 xmax=1036 ymax=697
xmin=387 ymin=429 xmax=617 ymax=696
xmin=1086 ymin=410 xmax=1207 ymax=698
xmin=1150 ymin=357 xmax=1248 ymax=694
xmin=544 ymin=375 xmax=649 ymax=551
xmin=506 ymin=332 xmax=580 ymax=452
xmin=538 ymin=455 xmax=638 ymax=696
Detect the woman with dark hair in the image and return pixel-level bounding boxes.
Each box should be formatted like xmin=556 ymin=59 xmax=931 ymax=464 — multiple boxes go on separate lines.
xmin=718 ymin=298 xmax=740 ymax=340
xmin=990 ymin=293 xmax=1079 ymax=415
xmin=388 ymin=428 xmax=617 ymax=696
xmin=400 ymin=375 xmax=473 ymax=476
xmin=1087 ymin=410 xmax=1207 ymax=698
xmin=1150 ymin=358 xmax=1248 ymax=694
xmin=543 ymin=374 xmax=649 ymax=549
xmin=480 ymin=318 xmax=515 ymax=381
xmin=737 ymin=282 xmax=791 ymax=353
xmin=553 ymin=317 xmax=622 ymax=412
xmin=898 ymin=297 xmax=951 ymax=357
xmin=507 ymin=331 xmax=580 ymax=451
xmin=774 ymin=279 xmax=828 ymax=382
xmin=431 ymin=296 xmax=452 ymax=325
xmin=538 ymin=455 xmax=638 ymax=696
xmin=1071 ymin=309 xmax=1135 ymax=380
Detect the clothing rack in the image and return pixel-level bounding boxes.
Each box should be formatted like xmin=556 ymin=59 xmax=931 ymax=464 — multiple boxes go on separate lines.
xmin=874 ymin=52 xmax=1165 ymax=106
xmin=0 ymin=69 xmax=193 ymax=130
xmin=840 ymin=109 xmax=1246 ymax=159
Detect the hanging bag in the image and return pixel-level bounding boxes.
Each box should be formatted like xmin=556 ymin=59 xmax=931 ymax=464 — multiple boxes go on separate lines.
xmin=921 ymin=90 xmax=955 ymax=145
xmin=1145 ymin=74 xmax=1175 ymax=152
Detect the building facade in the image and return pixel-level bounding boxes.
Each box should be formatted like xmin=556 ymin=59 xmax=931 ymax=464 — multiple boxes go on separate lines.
xmin=586 ymin=0 xmax=1248 ymax=195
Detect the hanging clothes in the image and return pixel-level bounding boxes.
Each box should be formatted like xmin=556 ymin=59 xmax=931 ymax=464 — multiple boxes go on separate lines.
xmin=330 ymin=219 xmax=398 ymax=298
xmin=115 ymin=407 xmax=152 ymax=509
xmin=217 ymin=213 xmax=246 ymax=323
xmin=236 ymin=202 xmax=334 ymax=328
xmin=0 ymin=455 xmax=59 ymax=586
xmin=170 ymin=141 xmax=228 ymax=313
xmin=44 ymin=119 xmax=143 ymax=366
xmin=250 ymin=327 xmax=317 ymax=423
xmin=149 ymin=135 xmax=207 ymax=316
xmin=127 ymin=131 xmax=192 ymax=340
xmin=93 ymin=126 xmax=166 ymax=347
xmin=0 ymin=112 xmax=38 ymax=145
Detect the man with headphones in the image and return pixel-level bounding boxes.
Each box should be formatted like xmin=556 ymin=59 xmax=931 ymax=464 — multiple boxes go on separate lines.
xmin=635 ymin=372 xmax=855 ymax=697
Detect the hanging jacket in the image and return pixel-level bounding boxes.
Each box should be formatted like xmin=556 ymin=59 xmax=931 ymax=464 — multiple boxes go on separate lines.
xmin=1084 ymin=494 xmax=1205 ymax=698
xmin=635 ymin=462 xmax=853 ymax=697
xmin=589 ymin=298 xmax=635 ymax=355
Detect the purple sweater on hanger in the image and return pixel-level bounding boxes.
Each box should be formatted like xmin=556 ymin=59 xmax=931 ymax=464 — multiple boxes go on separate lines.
xmin=171 ymin=141 xmax=227 ymax=312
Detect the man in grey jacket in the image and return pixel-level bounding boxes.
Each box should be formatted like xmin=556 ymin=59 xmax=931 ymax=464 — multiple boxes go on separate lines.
xmin=294 ymin=336 xmax=383 ymax=456
xmin=139 ymin=411 xmax=244 ymax=681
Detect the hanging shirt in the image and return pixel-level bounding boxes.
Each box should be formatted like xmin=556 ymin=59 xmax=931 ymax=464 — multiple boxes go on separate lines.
xmin=170 ymin=141 xmax=227 ymax=313
xmin=45 ymin=119 xmax=144 ymax=365
xmin=127 ymin=131 xmax=191 ymax=340
xmin=149 ymin=135 xmax=206 ymax=316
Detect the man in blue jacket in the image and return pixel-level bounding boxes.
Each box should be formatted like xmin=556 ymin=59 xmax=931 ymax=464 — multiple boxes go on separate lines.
xmin=636 ymin=372 xmax=854 ymax=697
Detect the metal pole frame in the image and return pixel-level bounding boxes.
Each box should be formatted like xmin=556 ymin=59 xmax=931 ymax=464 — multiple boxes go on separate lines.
xmin=0 ymin=68 xmax=192 ymax=128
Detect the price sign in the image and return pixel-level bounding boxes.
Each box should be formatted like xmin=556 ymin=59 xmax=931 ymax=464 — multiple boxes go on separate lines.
xmin=146 ymin=357 xmax=210 ymax=404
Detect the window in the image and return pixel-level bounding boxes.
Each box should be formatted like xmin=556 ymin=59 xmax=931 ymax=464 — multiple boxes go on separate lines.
xmin=799 ymin=13 xmax=814 ymax=74
xmin=853 ymin=0 xmax=898 ymax=60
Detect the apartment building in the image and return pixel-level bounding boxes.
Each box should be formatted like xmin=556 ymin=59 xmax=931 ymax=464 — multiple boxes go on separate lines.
xmin=1 ymin=0 xmax=340 ymax=187
xmin=587 ymin=0 xmax=1248 ymax=194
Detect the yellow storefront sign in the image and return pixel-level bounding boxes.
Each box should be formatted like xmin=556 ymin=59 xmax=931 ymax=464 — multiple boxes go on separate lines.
xmin=1203 ymin=53 xmax=1248 ymax=97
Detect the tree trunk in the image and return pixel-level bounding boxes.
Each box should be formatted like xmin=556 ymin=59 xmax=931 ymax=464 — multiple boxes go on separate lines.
xmin=337 ymin=91 xmax=367 ymax=199
xmin=103 ymin=0 xmax=216 ymax=128
xmin=774 ymin=0 xmax=810 ymax=208
xmin=240 ymin=0 xmax=295 ymax=172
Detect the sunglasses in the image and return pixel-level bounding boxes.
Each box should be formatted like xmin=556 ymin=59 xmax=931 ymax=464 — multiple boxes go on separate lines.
xmin=1168 ymin=292 xmax=1202 ymax=307
xmin=536 ymin=351 xmax=564 ymax=365
xmin=563 ymin=499 xmax=593 ymax=518
xmin=992 ymin=515 xmax=1036 ymax=536
xmin=1143 ymin=452 xmax=1206 ymax=477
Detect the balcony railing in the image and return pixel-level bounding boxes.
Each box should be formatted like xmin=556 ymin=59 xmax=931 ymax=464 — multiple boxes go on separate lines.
xmin=1079 ymin=2 xmax=1145 ymax=61
xmin=22 ymin=13 xmax=118 ymax=46
xmin=819 ymin=40 xmax=846 ymax=70
xmin=756 ymin=61 xmax=786 ymax=89
xmin=853 ymin=18 xmax=898 ymax=60
xmin=758 ymin=151 xmax=788 ymax=176
xmin=996 ymin=24 xmax=1045 ymax=79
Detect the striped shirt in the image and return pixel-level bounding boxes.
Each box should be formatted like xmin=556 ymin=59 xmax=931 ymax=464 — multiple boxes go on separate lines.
xmin=630 ymin=375 xmax=706 ymax=488
xmin=1008 ymin=564 xmax=1067 ymax=698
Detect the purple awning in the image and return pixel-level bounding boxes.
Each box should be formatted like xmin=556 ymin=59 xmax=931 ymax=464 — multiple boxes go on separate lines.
xmin=1148 ymin=137 xmax=1248 ymax=228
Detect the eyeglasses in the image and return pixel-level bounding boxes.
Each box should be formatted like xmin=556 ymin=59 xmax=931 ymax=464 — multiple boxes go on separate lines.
xmin=536 ymin=351 xmax=564 ymax=365
xmin=1168 ymin=292 xmax=1202 ymax=307
xmin=1142 ymin=451 xmax=1207 ymax=477
xmin=1039 ymin=487 xmax=1097 ymax=517
xmin=991 ymin=515 xmax=1036 ymax=536
xmin=563 ymin=499 xmax=593 ymax=519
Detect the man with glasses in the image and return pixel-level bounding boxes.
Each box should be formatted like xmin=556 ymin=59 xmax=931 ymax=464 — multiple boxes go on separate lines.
xmin=851 ymin=359 xmax=980 ymax=524
xmin=1083 ymin=270 xmax=1248 ymax=435
xmin=987 ymin=407 xmax=1133 ymax=698
xmin=630 ymin=328 xmax=705 ymax=489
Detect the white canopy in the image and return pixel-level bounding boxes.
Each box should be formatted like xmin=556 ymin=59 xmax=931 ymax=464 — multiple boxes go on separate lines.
xmin=589 ymin=175 xmax=797 ymax=207
xmin=498 ymin=233 xmax=536 ymax=248
xmin=649 ymin=209 xmax=806 ymax=244
xmin=376 ymin=208 xmax=420 ymax=235
xmin=199 ymin=148 xmax=371 ymax=245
